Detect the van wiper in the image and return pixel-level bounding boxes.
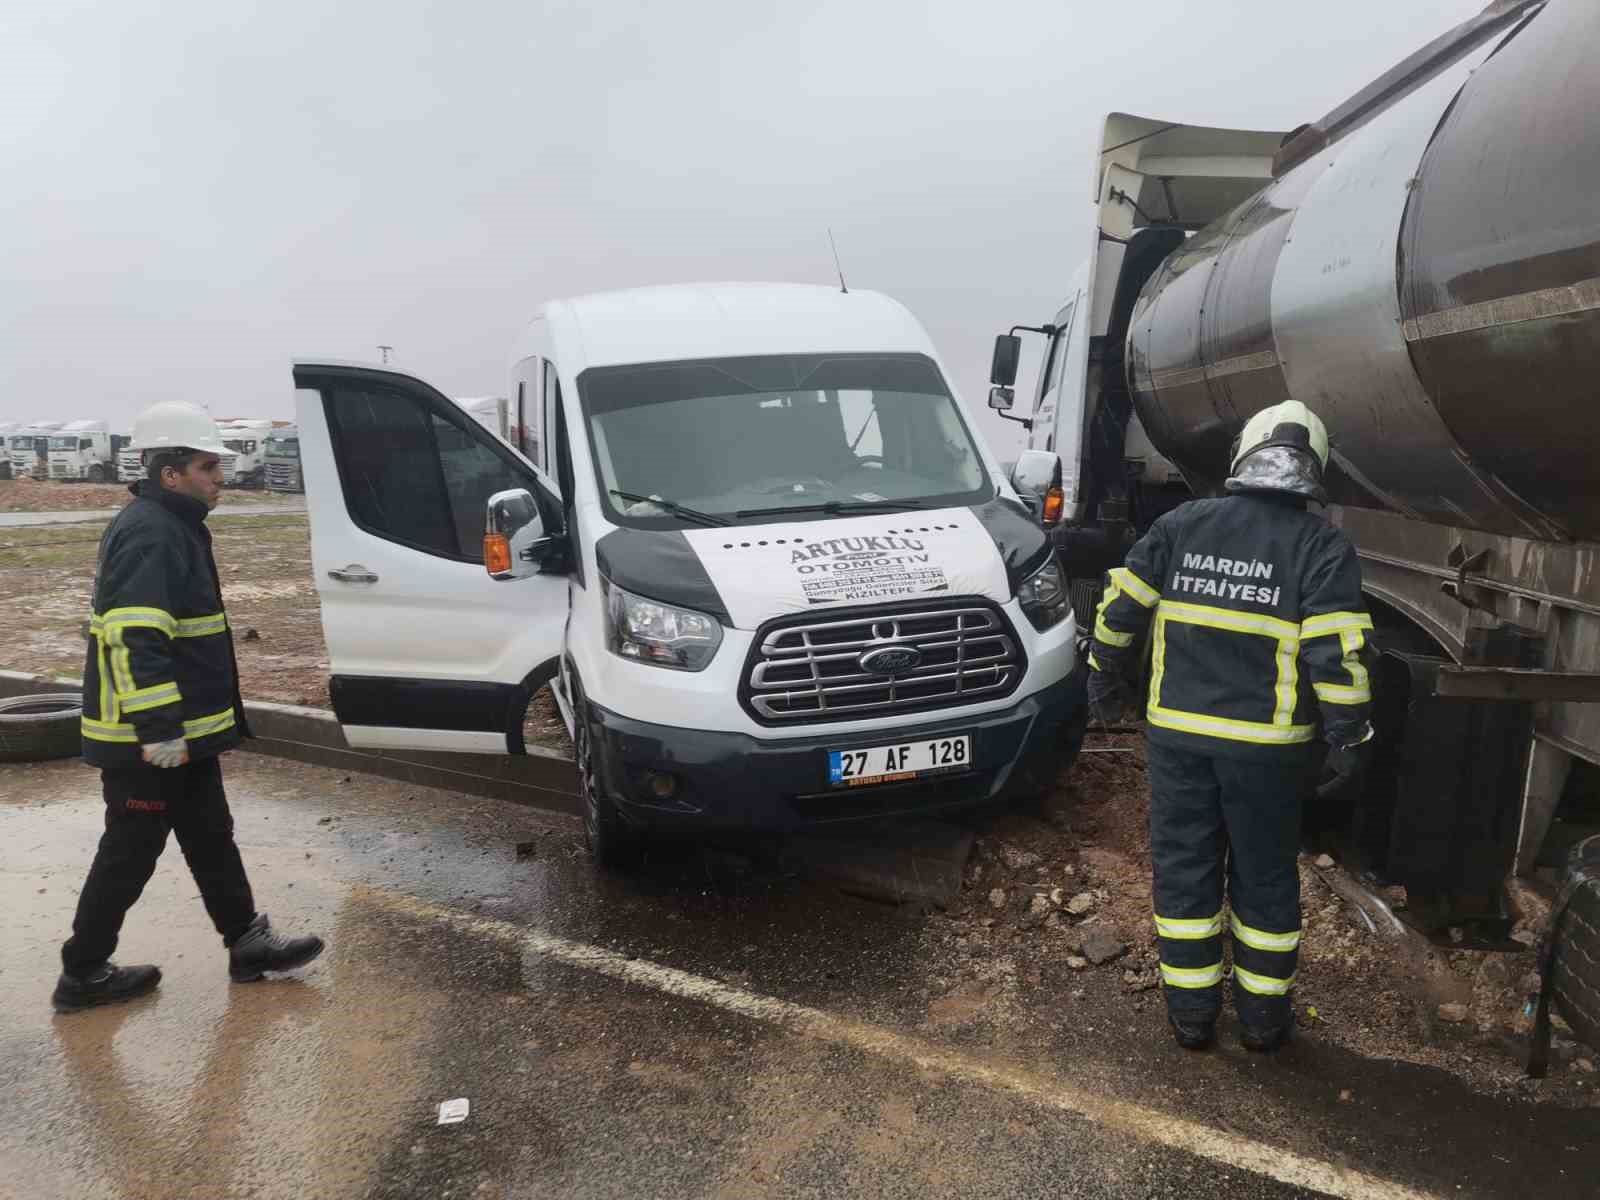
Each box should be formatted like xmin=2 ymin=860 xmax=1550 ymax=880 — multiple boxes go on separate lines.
xmin=610 ymin=489 xmax=732 ymax=527
xmin=734 ymin=498 xmax=933 ymax=520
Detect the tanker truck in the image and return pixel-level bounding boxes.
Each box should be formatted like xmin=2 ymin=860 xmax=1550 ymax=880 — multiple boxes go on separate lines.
xmin=990 ymin=0 xmax=1599 ymax=948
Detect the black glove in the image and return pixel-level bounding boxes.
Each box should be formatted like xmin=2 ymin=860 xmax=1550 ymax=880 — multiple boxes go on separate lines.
xmin=1087 ymin=669 xmax=1131 ymax=727
xmin=1320 ymin=725 xmax=1376 ymax=796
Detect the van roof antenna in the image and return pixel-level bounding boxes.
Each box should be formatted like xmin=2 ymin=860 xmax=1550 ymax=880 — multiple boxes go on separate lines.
xmin=828 ymin=228 xmax=848 ymax=293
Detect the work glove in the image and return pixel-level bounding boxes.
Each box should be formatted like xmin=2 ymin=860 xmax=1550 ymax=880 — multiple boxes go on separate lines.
xmin=141 ymin=737 xmax=190 ymax=769
xmin=1087 ymin=669 xmax=1132 ymax=728
xmin=1320 ymin=724 xmax=1375 ymax=796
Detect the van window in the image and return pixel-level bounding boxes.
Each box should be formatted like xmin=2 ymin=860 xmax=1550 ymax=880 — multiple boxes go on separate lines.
xmin=326 ymin=386 xmax=530 ymax=563
xmin=579 ymin=353 xmax=990 ymax=527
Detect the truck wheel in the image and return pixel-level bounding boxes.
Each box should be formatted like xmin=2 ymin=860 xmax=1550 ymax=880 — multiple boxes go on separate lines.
xmin=571 ymin=680 xmax=641 ymax=869
xmin=1552 ymin=835 xmax=1600 ymax=1052
xmin=87 ymin=464 xmax=106 ymax=484
xmin=0 ymin=693 xmax=83 ymax=762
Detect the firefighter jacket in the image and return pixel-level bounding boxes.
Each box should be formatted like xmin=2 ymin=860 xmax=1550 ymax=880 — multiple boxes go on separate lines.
xmin=1090 ymin=493 xmax=1372 ymax=761
xmin=80 ymin=482 xmax=249 ymax=767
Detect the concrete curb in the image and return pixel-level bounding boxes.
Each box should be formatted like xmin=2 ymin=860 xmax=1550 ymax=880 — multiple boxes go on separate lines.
xmin=0 ymin=670 xmax=580 ymax=815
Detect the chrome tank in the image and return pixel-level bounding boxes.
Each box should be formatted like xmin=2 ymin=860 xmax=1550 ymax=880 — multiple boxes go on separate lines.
xmin=1127 ymin=0 xmax=1600 ymax=543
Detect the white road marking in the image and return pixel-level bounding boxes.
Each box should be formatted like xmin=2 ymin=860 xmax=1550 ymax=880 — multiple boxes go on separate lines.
xmin=364 ymin=888 xmax=1439 ymax=1200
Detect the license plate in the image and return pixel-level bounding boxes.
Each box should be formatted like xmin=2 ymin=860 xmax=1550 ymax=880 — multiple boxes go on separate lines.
xmin=828 ymin=735 xmax=971 ymax=788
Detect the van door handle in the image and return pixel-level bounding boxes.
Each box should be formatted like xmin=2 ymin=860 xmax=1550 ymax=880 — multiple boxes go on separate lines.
xmin=328 ymin=565 xmax=379 ymax=584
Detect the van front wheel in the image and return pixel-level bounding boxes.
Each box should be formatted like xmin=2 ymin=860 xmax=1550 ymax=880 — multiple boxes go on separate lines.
xmin=572 ymin=682 xmax=641 ymax=869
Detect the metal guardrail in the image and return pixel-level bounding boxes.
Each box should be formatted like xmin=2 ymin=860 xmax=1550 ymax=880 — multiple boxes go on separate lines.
xmin=0 ymin=670 xmax=579 ymax=815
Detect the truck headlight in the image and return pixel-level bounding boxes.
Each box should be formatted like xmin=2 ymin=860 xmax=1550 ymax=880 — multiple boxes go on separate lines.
xmin=604 ymin=580 xmax=723 ymax=671
xmin=1018 ymin=554 xmax=1070 ymax=632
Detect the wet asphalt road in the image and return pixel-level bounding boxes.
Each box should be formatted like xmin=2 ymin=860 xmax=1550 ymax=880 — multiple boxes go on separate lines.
xmin=2 ymin=754 xmax=1595 ymax=1199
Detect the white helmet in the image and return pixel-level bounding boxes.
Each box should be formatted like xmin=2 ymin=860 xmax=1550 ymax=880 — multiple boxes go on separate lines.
xmin=1226 ymin=400 xmax=1331 ymax=502
xmin=129 ymin=401 xmax=230 ymax=456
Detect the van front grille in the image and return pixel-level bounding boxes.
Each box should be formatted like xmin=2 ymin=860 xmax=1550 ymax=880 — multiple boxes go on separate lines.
xmin=742 ymin=602 xmax=1022 ymax=723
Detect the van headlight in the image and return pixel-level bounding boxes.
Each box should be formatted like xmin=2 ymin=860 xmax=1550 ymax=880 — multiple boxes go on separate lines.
xmin=604 ymin=580 xmax=723 ymax=671
xmin=1018 ymin=554 xmax=1070 ymax=632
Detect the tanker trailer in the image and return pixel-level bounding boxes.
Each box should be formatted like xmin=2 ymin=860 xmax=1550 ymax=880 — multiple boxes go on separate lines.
xmin=988 ymin=0 xmax=1600 ymax=945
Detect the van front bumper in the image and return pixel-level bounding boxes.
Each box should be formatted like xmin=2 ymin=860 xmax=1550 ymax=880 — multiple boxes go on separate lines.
xmin=588 ymin=661 xmax=1087 ymax=836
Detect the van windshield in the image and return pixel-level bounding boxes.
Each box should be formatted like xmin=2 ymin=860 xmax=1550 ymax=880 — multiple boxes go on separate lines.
xmin=579 ymin=353 xmax=991 ymax=526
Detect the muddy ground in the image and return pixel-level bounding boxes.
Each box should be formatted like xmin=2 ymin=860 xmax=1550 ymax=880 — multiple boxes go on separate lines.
xmin=0 ymin=507 xmax=1593 ymax=1104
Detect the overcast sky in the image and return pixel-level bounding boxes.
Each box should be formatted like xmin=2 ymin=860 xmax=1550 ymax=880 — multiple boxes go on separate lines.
xmin=3 ymin=0 xmax=1485 ymax=454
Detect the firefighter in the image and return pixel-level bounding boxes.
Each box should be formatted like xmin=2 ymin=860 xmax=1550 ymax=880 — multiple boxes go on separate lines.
xmin=52 ymin=401 xmax=325 ymax=1013
xmin=1087 ymin=400 xmax=1374 ymax=1052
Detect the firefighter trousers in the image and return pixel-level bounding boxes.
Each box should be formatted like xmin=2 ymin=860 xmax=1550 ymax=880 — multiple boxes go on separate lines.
xmin=61 ymin=756 xmax=257 ymax=975
xmin=1147 ymin=740 xmax=1312 ymax=1030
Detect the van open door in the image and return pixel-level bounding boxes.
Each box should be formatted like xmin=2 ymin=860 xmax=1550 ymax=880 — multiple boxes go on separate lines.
xmin=292 ymin=362 xmax=568 ymax=754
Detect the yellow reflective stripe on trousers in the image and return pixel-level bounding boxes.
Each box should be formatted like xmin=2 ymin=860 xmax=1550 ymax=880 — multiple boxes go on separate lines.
xmin=1230 ymin=915 xmax=1301 ymax=953
xmin=1109 ymin=567 xmax=1159 ymax=609
xmin=176 ymin=613 xmax=228 ymax=637
xmin=1087 ymin=653 xmax=1103 ymax=671
xmin=95 ymin=607 xmax=178 ymax=637
xmin=1094 ymin=616 xmax=1134 ymax=648
xmin=1160 ymin=962 xmax=1225 ymax=989
xmin=1154 ymin=912 xmax=1223 ymax=940
xmin=118 ymin=682 xmax=183 ymax=713
xmin=1300 ymin=611 xmax=1373 ymax=639
xmin=1233 ymin=965 xmax=1297 ymax=996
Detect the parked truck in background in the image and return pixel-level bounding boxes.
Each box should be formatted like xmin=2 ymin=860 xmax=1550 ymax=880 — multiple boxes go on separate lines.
xmin=989 ymin=0 xmax=1599 ymax=946
xmin=9 ymin=421 xmax=64 ymax=480
xmin=0 ymin=423 xmax=17 ymax=480
xmin=263 ymin=425 xmax=303 ymax=493
xmin=47 ymin=421 xmax=128 ymax=483
xmin=217 ymin=418 xmax=275 ymax=488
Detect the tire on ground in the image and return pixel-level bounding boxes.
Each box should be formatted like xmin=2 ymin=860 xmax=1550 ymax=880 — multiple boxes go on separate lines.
xmin=0 ymin=693 xmax=83 ymax=762
xmin=1552 ymin=835 xmax=1600 ymax=1052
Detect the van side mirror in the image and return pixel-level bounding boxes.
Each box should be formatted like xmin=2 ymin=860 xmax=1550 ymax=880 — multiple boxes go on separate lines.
xmin=989 ymin=334 xmax=1021 ymax=387
xmin=484 ymin=488 xmax=560 ymax=580
xmin=1010 ymin=449 xmax=1065 ymax=526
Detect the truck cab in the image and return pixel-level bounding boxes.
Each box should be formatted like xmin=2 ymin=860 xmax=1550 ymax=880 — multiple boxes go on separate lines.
xmin=47 ymin=421 xmax=118 ymax=482
xmin=11 ymin=422 xmax=64 ymax=480
xmin=988 ymin=114 xmax=1284 ymax=610
xmin=293 ymin=283 xmax=1086 ymax=863
xmin=263 ymin=426 xmax=303 ymax=492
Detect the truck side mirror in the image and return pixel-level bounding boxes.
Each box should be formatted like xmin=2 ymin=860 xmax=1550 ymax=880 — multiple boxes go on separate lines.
xmin=989 ymin=334 xmax=1022 ymax=387
xmin=988 ymin=386 xmax=1016 ymax=412
xmin=484 ymin=488 xmax=561 ymax=580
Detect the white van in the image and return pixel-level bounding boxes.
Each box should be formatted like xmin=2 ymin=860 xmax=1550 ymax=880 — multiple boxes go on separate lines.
xmin=292 ymin=283 xmax=1087 ymax=863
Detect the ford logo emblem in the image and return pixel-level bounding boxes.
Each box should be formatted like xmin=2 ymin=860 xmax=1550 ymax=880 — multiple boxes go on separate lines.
xmin=859 ymin=645 xmax=922 ymax=676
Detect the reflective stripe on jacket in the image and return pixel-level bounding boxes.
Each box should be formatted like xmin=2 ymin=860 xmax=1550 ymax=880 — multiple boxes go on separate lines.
xmin=1090 ymin=493 xmax=1372 ymax=760
xmin=80 ymin=482 xmax=249 ymax=766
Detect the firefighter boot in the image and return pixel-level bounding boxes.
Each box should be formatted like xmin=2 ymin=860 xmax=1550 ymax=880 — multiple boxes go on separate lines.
xmin=228 ymin=913 xmax=324 ymax=982
xmin=1240 ymin=1022 xmax=1292 ymax=1053
xmin=1169 ymin=1017 xmax=1216 ymax=1050
xmin=52 ymin=963 xmax=161 ymax=1013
